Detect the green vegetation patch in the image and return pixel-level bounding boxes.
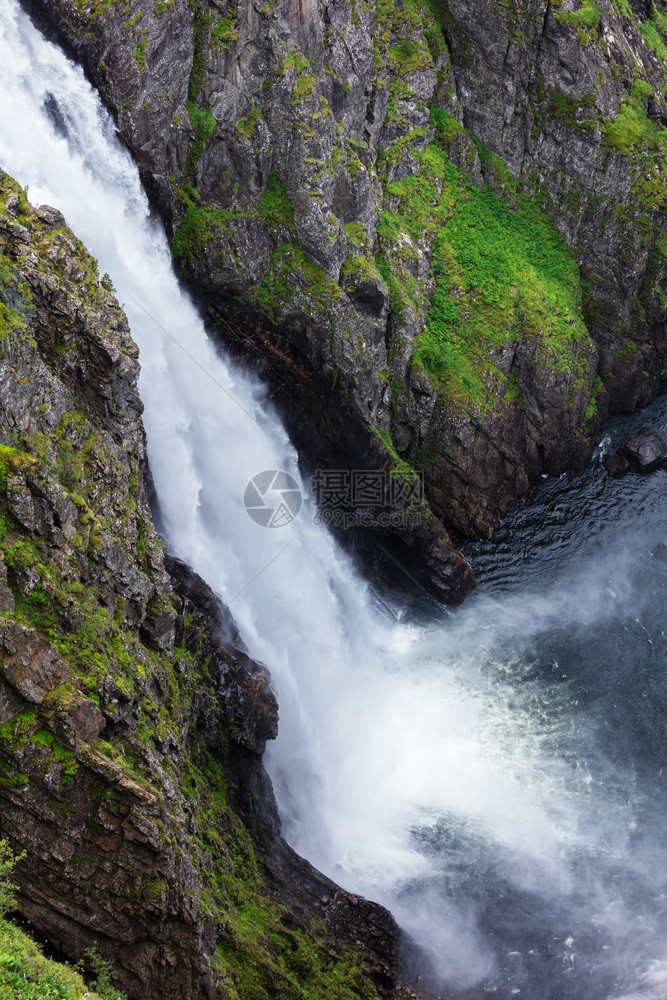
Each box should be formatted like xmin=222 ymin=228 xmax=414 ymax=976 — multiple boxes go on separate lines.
xmin=0 ymin=244 xmax=32 ymax=340
xmin=188 ymin=1 xmax=217 ymax=100
xmin=340 ymin=253 xmax=384 ymax=285
xmin=640 ymin=11 xmax=667 ymax=65
xmin=387 ymin=39 xmax=429 ymax=73
xmin=211 ymin=10 xmax=239 ymax=51
xmin=235 ymin=106 xmax=262 ymax=141
xmin=0 ymin=303 xmax=25 ymax=340
xmin=376 ymin=127 xmax=429 ymax=177
xmin=602 ymin=77 xmax=667 ymax=208
xmin=430 ymin=106 xmax=463 ymax=146
xmin=381 ymin=107 xmax=595 ymax=411
xmin=548 ymin=89 xmax=597 ymax=130
xmin=255 ymin=245 xmax=341 ymax=321
xmin=604 ymin=80 xmax=667 ymax=155
xmin=0 ymin=445 xmax=39 ymax=487
xmin=554 ymin=1 xmax=602 ymax=43
xmin=0 ymin=919 xmax=106 ymax=1000
xmin=185 ymin=100 xmax=217 ymax=174
xmin=73 ymin=0 xmax=126 ymax=22
xmin=187 ymin=101 xmax=216 ymax=141
xmin=171 ymin=186 xmax=249 ymax=266
xmin=257 ymin=171 xmax=295 ymax=232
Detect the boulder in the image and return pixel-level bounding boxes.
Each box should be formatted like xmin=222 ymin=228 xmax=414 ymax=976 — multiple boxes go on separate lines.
xmin=602 ymin=453 xmax=630 ymax=479
xmin=426 ymin=541 xmax=476 ymax=605
xmin=617 ymin=429 xmax=667 ymax=472
xmin=0 ymin=624 xmax=69 ymax=704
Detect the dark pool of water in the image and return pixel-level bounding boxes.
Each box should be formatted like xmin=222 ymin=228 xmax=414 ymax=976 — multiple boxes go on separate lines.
xmin=402 ymin=393 xmax=667 ymax=1000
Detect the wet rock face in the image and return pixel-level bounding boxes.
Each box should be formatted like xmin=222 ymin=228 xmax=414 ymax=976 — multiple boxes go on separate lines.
xmin=426 ymin=541 xmax=476 ymax=605
xmin=0 ymin=171 xmax=401 ymax=1000
xmin=22 ymin=0 xmax=667 ymax=593
xmin=165 ymin=556 xmax=279 ymax=753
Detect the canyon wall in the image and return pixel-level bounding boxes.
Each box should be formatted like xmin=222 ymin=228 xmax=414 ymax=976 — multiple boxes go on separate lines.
xmin=25 ymin=0 xmax=667 ymax=598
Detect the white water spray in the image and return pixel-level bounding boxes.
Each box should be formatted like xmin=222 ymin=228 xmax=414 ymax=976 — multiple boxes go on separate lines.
xmin=0 ymin=4 xmax=664 ymax=993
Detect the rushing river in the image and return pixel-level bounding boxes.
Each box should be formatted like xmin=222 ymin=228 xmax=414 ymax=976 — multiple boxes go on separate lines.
xmin=0 ymin=3 xmax=666 ymax=997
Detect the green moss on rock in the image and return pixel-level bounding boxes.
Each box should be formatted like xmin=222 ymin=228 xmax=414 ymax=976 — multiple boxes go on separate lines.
xmin=257 ymin=171 xmax=295 ymax=231
xmin=256 ymin=244 xmax=342 ymax=321
xmin=379 ymin=106 xmax=595 ymax=413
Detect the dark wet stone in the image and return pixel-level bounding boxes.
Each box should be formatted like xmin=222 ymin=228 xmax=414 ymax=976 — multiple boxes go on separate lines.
xmin=618 ymin=429 xmax=667 ymax=472
xmin=426 ymin=541 xmax=476 ymax=605
xmin=602 ymin=453 xmax=630 ymax=479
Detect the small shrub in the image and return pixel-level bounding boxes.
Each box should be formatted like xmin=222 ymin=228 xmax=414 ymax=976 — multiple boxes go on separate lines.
xmin=84 ymin=946 xmax=128 ymax=1000
xmin=0 ymin=838 xmax=26 ymax=917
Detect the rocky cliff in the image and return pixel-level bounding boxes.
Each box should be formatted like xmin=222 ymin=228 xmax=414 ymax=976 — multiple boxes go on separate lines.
xmin=24 ymin=0 xmax=667 ymax=600
xmin=0 ymin=169 xmax=402 ymax=1000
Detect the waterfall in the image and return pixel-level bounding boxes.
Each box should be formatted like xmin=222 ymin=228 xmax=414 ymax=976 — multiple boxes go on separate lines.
xmin=1 ymin=2 xmax=666 ymax=995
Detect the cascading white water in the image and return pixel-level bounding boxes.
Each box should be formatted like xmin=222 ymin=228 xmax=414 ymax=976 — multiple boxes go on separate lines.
xmin=1 ymin=3 xmax=666 ymax=995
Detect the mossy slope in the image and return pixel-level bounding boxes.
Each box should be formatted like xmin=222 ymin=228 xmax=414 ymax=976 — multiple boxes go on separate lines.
xmin=0 ymin=917 xmax=106 ymax=1000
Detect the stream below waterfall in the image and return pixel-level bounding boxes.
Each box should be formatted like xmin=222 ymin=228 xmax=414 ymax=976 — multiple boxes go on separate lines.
xmin=1 ymin=3 xmax=666 ymax=997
